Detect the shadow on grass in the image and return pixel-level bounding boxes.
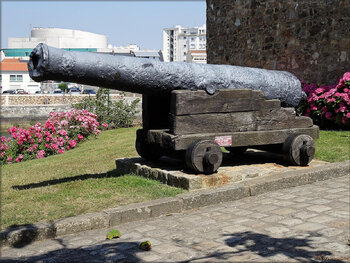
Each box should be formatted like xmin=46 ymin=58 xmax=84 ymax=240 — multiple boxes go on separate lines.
xmin=12 ymin=169 xmax=121 ymax=190
xmin=2 ymin=231 xmax=347 ymax=262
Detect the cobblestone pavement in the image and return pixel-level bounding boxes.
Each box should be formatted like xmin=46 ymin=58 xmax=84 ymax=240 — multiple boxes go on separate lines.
xmin=1 ymin=176 xmax=349 ymax=262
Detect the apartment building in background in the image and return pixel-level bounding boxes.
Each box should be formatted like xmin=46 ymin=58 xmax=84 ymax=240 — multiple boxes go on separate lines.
xmin=163 ymin=25 xmax=206 ymax=63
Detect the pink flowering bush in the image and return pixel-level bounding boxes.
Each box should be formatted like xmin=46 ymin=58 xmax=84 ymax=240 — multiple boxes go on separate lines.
xmin=298 ymin=71 xmax=350 ymax=129
xmin=0 ymin=109 xmax=107 ymax=165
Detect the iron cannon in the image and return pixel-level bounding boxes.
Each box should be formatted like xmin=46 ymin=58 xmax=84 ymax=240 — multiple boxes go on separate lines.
xmin=28 ymin=43 xmax=304 ymax=107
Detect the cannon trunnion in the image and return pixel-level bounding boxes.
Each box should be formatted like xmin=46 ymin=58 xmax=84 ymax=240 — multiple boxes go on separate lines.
xmin=137 ymin=89 xmax=318 ymax=174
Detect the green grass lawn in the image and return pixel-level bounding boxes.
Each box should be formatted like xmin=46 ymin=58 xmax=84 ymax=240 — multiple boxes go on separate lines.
xmin=1 ymin=128 xmax=349 ymax=230
xmin=1 ymin=127 xmax=184 ymax=230
xmin=314 ymin=130 xmax=350 ymax=162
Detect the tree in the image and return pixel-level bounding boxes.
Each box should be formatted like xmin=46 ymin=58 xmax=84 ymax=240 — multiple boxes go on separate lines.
xmin=58 ymin=82 xmax=68 ymax=92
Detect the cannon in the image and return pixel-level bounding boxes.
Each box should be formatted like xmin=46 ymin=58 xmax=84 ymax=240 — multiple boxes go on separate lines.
xmin=28 ymin=43 xmax=318 ymax=174
xmin=29 ymin=43 xmax=304 ymax=106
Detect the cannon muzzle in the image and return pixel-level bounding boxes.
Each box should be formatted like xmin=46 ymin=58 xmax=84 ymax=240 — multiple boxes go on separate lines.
xmin=28 ymin=43 xmax=305 ymax=106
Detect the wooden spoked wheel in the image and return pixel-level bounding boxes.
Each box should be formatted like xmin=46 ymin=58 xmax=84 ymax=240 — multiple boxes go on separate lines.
xmin=135 ymin=136 xmax=163 ymax=161
xmin=283 ymin=134 xmax=315 ymax=166
xmin=185 ymin=140 xmax=223 ymax=174
xmin=224 ymin=146 xmax=248 ymax=156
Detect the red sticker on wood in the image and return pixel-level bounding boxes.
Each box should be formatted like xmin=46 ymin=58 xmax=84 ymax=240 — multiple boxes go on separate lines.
xmin=215 ymin=135 xmax=232 ymax=146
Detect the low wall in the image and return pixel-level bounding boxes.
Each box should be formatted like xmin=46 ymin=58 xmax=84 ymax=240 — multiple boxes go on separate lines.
xmin=1 ymin=104 xmax=72 ymax=125
xmin=0 ymin=94 xmax=127 ymax=106
xmin=1 ymin=96 xmax=142 ymax=125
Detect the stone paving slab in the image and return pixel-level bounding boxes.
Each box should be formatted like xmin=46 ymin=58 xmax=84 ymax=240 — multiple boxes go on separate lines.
xmin=116 ymin=150 xmax=328 ymax=190
xmin=0 ymin=160 xmax=348 ymax=249
xmin=1 ymin=176 xmax=349 ymax=262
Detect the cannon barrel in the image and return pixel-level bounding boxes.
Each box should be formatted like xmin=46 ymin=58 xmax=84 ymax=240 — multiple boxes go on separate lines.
xmin=28 ymin=43 xmax=304 ymax=106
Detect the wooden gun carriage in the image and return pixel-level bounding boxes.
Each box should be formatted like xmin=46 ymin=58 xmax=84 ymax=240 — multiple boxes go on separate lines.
xmin=137 ymin=89 xmax=318 ymax=174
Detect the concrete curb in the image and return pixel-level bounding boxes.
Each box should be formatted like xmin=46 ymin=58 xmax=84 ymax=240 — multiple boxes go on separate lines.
xmin=1 ymin=161 xmax=349 ymax=247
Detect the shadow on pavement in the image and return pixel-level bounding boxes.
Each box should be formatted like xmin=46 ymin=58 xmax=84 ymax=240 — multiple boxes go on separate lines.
xmin=2 ymin=231 xmax=347 ymax=263
xmin=0 ymin=223 xmax=55 ymax=249
xmin=1 ymin=239 xmax=145 ymax=262
xmin=182 ymin=231 xmax=346 ymax=263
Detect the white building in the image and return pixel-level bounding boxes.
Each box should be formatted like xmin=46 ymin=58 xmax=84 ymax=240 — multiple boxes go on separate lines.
xmin=186 ymin=50 xmax=207 ymax=64
xmin=0 ymin=58 xmax=40 ymax=94
xmin=98 ymin=44 xmax=163 ymax=61
xmin=97 ymin=44 xmax=140 ymax=55
xmin=163 ymin=25 xmax=206 ymax=62
xmin=133 ymin=50 xmax=163 ymax=61
xmin=8 ymin=27 xmax=107 ymax=49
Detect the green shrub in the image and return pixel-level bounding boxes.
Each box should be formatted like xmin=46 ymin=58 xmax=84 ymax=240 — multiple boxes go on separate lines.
xmin=74 ymin=88 xmax=140 ymax=129
xmin=58 ymin=82 xmax=68 ymax=92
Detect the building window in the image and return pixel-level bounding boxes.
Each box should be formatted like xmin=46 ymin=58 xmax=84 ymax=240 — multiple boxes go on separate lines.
xmin=10 ymin=75 xmax=23 ymax=82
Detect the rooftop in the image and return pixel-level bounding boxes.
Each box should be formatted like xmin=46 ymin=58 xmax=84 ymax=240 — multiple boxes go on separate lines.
xmin=0 ymin=58 xmax=28 ymax=72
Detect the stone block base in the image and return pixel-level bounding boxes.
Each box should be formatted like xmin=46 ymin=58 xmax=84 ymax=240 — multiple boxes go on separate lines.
xmin=116 ymin=151 xmax=327 ymax=190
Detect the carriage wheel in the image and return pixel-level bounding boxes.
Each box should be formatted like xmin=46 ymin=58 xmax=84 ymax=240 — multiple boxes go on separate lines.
xmin=283 ymin=134 xmax=315 ymax=166
xmin=185 ymin=140 xmax=223 ymax=174
xmin=135 ymin=136 xmax=163 ymax=161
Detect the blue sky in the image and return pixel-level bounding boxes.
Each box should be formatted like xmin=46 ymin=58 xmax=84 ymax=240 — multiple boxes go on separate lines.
xmin=1 ymin=1 xmax=206 ymax=50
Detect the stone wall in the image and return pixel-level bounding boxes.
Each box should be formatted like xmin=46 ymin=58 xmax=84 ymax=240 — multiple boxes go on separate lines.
xmin=1 ymin=105 xmax=72 ymax=125
xmin=0 ymin=94 xmax=125 ymax=106
xmin=1 ymin=95 xmax=142 ymax=125
xmin=206 ymin=0 xmax=350 ymax=84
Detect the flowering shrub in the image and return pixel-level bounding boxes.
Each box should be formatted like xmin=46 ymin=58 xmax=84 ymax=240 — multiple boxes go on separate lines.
xmin=0 ymin=109 xmax=107 ymax=165
xmin=298 ymin=71 xmax=350 ymax=129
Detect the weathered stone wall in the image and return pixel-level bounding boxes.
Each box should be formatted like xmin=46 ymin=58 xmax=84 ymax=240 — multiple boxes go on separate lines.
xmin=0 ymin=95 xmax=142 ymax=124
xmin=1 ymin=105 xmax=72 ymax=124
xmin=0 ymin=94 xmax=125 ymax=106
xmin=206 ymin=0 xmax=350 ymax=84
